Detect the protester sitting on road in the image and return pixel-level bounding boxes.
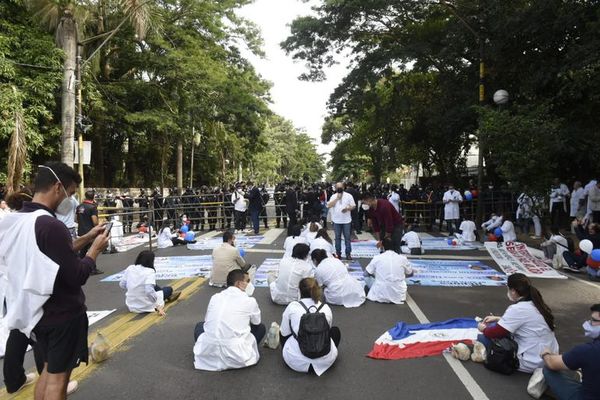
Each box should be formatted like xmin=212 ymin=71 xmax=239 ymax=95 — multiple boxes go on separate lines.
xmin=119 ymin=250 xmax=181 ymax=315
xmin=311 ymin=249 xmax=365 ymax=308
xmin=563 ymin=222 xmax=600 ymax=272
xmin=365 ymin=238 xmax=413 ymax=304
xmin=457 ymin=218 xmax=477 ymax=242
xmin=269 ymin=243 xmax=314 ymax=305
xmin=209 ymin=230 xmax=253 ymax=287
xmin=310 ymin=229 xmax=335 ymax=257
xmin=193 ymin=270 xmax=265 ymax=371
xmin=539 ymin=303 xmax=600 ymax=400
xmin=157 ymin=219 xmax=188 ymax=248
xmin=540 ymin=226 xmax=569 ymax=262
xmin=283 ymin=224 xmax=308 ymax=258
xmin=400 ymin=226 xmax=422 ymax=255
xmin=301 ymin=216 xmax=322 ymax=244
xmin=475 ymin=273 xmax=559 ymax=373
xmin=482 ymin=213 xmax=503 ymax=233
xmin=279 ymin=277 xmax=340 ymax=376
xmin=499 ymin=213 xmax=517 ymax=242
xmin=586 ymin=254 xmax=600 ymax=281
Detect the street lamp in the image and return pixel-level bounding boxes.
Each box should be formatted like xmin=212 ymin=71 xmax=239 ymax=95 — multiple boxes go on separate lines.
xmin=493 ymin=89 xmax=509 ymax=105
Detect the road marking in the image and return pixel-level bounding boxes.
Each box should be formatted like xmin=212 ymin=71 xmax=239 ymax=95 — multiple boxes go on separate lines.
xmin=561 ymin=272 xmax=600 ymax=290
xmin=405 ymin=294 xmax=490 ymax=400
xmin=1 ymin=277 xmax=206 ymax=400
xmin=246 ymin=248 xmax=285 ymax=254
xmin=406 ymin=254 xmax=492 ymax=261
xmin=261 ymin=228 xmax=285 ymax=244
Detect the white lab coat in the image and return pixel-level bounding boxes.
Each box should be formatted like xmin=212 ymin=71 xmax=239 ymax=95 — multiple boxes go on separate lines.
xmin=570 ymin=187 xmax=585 ymax=217
xmin=388 ymin=191 xmax=401 ymax=213
xmin=500 ymin=220 xmax=517 ymax=242
xmin=315 ymin=258 xmax=365 ymax=308
xmin=283 ymin=236 xmax=308 ymax=258
xmin=498 ymin=301 xmax=559 ymax=373
xmin=280 ymin=299 xmax=338 ymax=376
xmin=301 ymin=223 xmax=321 ymax=244
xmin=400 ymin=231 xmax=421 ymax=250
xmin=549 ymin=184 xmax=569 ymax=213
xmin=269 ymin=258 xmax=314 ymax=305
xmin=157 ymin=227 xmax=174 ymax=249
xmin=310 ymin=238 xmax=335 ymax=257
xmin=119 ymin=264 xmax=164 ymax=313
xmin=482 ymin=215 xmax=503 ymax=231
xmin=193 ymin=287 xmax=261 ymax=371
xmin=365 ymin=251 xmax=412 ymax=304
xmin=443 ymin=190 xmax=462 ymax=220
xmin=584 ymin=180 xmax=598 ymax=217
xmin=109 ymin=218 xmax=124 ymax=248
xmin=458 ymin=220 xmax=477 ymax=242
xmin=516 ymin=193 xmax=534 ymax=219
xmin=0 ymin=210 xmax=59 ymax=337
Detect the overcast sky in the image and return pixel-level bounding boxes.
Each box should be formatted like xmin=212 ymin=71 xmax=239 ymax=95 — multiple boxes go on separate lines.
xmin=237 ymin=0 xmax=349 ymax=160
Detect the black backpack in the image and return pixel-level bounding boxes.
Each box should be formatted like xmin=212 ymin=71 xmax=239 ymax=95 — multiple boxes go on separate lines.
xmin=291 ymin=301 xmax=331 ymax=359
xmin=484 ymin=337 xmax=520 ymax=375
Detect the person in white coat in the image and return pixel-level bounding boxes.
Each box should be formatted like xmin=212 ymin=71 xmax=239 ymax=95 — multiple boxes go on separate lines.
xmin=269 ymin=243 xmax=314 ymax=305
xmin=365 ymin=238 xmax=413 ymax=304
xmin=280 ymin=278 xmax=340 ymax=376
xmin=442 ymin=185 xmax=463 ymax=234
xmin=310 ymin=229 xmax=335 ymax=257
xmin=516 ymin=192 xmax=534 ymax=236
xmin=549 ymin=178 xmax=570 ymax=229
xmin=119 ymin=251 xmax=180 ymax=315
xmin=482 ymin=213 xmax=503 ymax=233
xmin=311 ymin=249 xmax=365 ymax=308
xmin=193 ymin=270 xmax=265 ymax=371
xmin=157 ymin=220 xmax=187 ymax=249
xmin=301 ymin=217 xmax=322 ymax=244
xmin=570 ymin=181 xmax=585 ymax=220
xmin=457 ymin=218 xmax=477 ymax=242
xmin=400 ymin=227 xmax=423 ymax=255
xmin=499 ymin=214 xmax=517 ymax=242
xmin=283 ymin=225 xmax=308 ymax=258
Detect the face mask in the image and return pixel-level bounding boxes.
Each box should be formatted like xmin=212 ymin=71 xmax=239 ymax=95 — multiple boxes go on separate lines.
xmin=245 ymin=282 xmax=255 ymax=296
xmin=583 ymin=320 xmax=600 ymax=339
xmin=362 ymin=203 xmax=370 ymax=211
xmin=336 ymin=188 xmax=343 ymax=193
xmin=506 ymin=290 xmax=516 ymax=302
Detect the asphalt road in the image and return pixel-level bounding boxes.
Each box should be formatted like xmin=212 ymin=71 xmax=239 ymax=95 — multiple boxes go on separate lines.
xmin=2 ymin=228 xmax=599 ymax=400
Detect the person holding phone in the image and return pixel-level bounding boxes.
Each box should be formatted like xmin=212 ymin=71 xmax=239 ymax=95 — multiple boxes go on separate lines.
xmin=76 ymin=189 xmax=103 ymax=275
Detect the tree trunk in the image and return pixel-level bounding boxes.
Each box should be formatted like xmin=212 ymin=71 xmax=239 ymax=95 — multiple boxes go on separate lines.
xmin=59 ymin=10 xmax=77 ymax=167
xmin=176 ymin=137 xmax=183 ymax=190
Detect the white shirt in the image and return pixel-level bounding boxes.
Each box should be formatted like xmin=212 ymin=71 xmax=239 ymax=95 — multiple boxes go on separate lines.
xmin=482 ymin=215 xmax=503 ymax=231
xmin=0 ymin=210 xmax=59 ymax=337
xmin=542 ymin=234 xmax=569 ymax=259
xmin=500 ymin=220 xmax=517 ymax=242
xmin=459 ymin=220 xmax=477 ymax=241
xmin=443 ymin=190 xmax=462 ymax=220
xmin=193 ymin=287 xmax=261 ymax=371
xmin=109 ymin=219 xmax=124 ymax=247
xmin=280 ymin=299 xmax=338 ymax=376
xmin=315 ymin=258 xmax=365 ymax=308
xmin=157 ymin=227 xmax=174 ymax=249
xmin=283 ymin=236 xmax=308 ymax=258
xmin=570 ymin=187 xmax=585 ymax=217
xmin=301 ymin=223 xmax=322 ymax=244
xmin=310 ymin=238 xmax=335 ymax=257
xmin=0 ymin=208 xmax=10 ymax=221
xmin=232 ymin=190 xmax=247 ymax=212
xmin=270 ymin=258 xmax=314 ymax=305
xmin=119 ymin=264 xmax=164 ymax=313
xmin=584 ymin=180 xmax=598 ymax=215
xmin=516 ymin=193 xmax=534 ymax=219
xmin=327 ymin=192 xmax=356 ymax=224
xmin=388 ymin=191 xmax=401 ymax=213
xmin=365 ymin=251 xmax=412 ymax=304
xmin=56 ymin=196 xmax=79 ymax=229
xmin=549 ymin=184 xmax=569 ymax=212
xmin=498 ymin=301 xmax=559 ymax=373
xmin=400 ymin=231 xmax=421 ymax=249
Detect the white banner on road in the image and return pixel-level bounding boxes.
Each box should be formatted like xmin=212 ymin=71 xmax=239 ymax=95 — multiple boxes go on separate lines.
xmin=485 ymin=241 xmax=566 ymax=279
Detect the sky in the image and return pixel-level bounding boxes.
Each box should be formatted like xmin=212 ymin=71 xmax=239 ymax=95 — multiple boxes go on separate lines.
xmin=237 ymin=0 xmax=349 ymax=160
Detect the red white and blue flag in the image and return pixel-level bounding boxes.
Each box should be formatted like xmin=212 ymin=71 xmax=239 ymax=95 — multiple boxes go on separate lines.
xmin=367 ymin=318 xmax=479 ymax=360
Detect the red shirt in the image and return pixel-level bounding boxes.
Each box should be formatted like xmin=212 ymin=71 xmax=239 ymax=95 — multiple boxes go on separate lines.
xmin=369 ymin=199 xmax=404 ymax=234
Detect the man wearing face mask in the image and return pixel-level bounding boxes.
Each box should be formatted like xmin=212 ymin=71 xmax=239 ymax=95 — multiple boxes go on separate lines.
xmin=361 ymin=193 xmax=404 ymax=254
xmin=327 ymin=182 xmax=356 ymax=260
xmin=540 ymin=304 xmax=600 ymax=400
xmin=442 ymin=184 xmax=463 ymax=235
xmin=0 ymin=162 xmax=109 ymax=397
xmin=193 ymin=269 xmax=264 ymax=371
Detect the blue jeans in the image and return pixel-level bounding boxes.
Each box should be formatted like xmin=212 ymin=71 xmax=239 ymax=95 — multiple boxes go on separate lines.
xmin=154 ymin=285 xmax=172 ymax=300
xmin=543 ymin=367 xmax=583 ymax=400
xmin=334 ymin=222 xmax=352 ymax=257
xmin=250 ymin=209 xmax=260 ymax=234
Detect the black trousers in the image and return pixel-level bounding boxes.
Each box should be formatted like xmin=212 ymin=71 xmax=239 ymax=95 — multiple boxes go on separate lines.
xmin=4 ymin=330 xmax=44 ymax=393
xmin=275 ymin=204 xmax=287 ymax=228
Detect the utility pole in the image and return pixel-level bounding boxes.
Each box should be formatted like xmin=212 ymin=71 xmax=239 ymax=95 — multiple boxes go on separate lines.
xmin=76 ymin=45 xmax=85 ymax=200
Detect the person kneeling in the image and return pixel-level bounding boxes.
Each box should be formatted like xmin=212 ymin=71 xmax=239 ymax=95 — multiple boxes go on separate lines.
xmin=279 ymin=278 xmax=340 ymax=376
xmin=193 ymin=270 xmax=265 ymax=371
xmin=400 ymin=226 xmax=423 ymax=255
xmin=365 ymin=237 xmax=413 ymax=304
xmin=119 ymin=250 xmax=180 ymax=315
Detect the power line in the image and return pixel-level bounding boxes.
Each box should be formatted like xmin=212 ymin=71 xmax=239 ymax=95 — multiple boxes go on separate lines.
xmin=2 ymin=58 xmax=61 ymax=71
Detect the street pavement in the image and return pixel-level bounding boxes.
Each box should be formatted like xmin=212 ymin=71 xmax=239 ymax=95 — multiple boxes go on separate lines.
xmin=1 ymin=226 xmax=599 ymax=400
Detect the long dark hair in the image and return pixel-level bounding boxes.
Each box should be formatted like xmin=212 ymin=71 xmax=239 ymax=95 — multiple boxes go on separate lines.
xmin=315 ymin=228 xmax=332 ymax=244
xmin=310 ymin=249 xmax=328 ymax=266
xmin=507 ymin=273 xmax=555 ymax=331
xmin=135 ymin=250 xmax=156 ymax=271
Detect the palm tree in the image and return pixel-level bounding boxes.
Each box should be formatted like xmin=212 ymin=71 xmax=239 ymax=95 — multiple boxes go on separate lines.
xmin=26 ymin=0 xmax=154 ymax=167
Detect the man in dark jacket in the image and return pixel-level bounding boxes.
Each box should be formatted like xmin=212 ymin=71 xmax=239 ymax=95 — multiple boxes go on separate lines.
xmin=246 ymin=182 xmax=262 ymax=234
xmin=285 ymin=183 xmax=299 ymax=230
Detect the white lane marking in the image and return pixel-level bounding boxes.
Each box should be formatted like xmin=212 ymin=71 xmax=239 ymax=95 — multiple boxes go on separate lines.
xmin=405 ymin=294 xmax=490 ymax=400
xmin=560 ymin=271 xmax=600 ymax=290
xmin=261 ymin=228 xmax=285 ymax=244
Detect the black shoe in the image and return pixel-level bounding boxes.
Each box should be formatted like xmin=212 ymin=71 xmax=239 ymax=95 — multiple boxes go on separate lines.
xmin=346 ymin=255 xmax=353 ymax=261
xmin=356 ymin=230 xmax=362 ymax=234
xmin=90 ymin=269 xmax=104 ymax=275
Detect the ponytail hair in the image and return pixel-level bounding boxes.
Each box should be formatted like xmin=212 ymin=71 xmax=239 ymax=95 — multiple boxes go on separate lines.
xmin=315 ymin=228 xmax=332 ymax=244
xmin=507 ymin=273 xmax=555 ymax=331
xmin=299 ymin=277 xmax=321 ymax=303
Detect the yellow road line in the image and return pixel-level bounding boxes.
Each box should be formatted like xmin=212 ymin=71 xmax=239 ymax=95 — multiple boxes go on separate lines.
xmin=1 ymin=277 xmax=206 ymax=400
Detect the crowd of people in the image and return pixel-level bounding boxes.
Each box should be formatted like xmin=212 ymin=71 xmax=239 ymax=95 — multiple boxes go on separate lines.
xmin=0 ymin=164 xmax=599 ymax=399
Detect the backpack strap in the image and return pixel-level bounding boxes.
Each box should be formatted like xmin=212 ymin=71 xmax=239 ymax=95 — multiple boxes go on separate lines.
xmin=290 ymin=301 xmax=311 ymax=339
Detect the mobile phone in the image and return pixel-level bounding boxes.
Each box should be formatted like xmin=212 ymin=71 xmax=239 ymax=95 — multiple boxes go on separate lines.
xmin=104 ymin=222 xmax=113 ymax=232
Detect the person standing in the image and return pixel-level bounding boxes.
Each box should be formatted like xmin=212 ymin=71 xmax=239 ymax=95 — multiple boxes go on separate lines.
xmin=0 ymin=200 xmax=10 ymax=220
xmin=246 ymin=182 xmax=262 ymax=235
xmin=274 ymin=183 xmax=287 ymax=229
xmin=285 ymin=184 xmax=299 ymax=230
xmin=587 ymin=180 xmax=600 ymax=224
xmin=345 ymin=183 xmax=361 ymax=234
xmin=260 ymin=186 xmax=270 ymax=229
xmin=76 ymin=190 xmax=103 ymax=275
xmin=361 ymin=193 xmax=404 ymax=253
xmin=442 ymin=185 xmax=463 ymax=235
xmin=549 ymin=178 xmax=570 ymax=229
xmin=326 ymin=182 xmax=356 ymax=260
xmin=0 ymin=162 xmax=109 ymax=398
xmin=231 ymin=183 xmax=247 ymax=233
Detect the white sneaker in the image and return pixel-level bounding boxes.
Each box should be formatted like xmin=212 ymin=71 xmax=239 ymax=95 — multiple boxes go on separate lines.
xmin=67 ymin=380 xmax=79 ymax=396
xmin=527 ymin=368 xmax=547 ymax=399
